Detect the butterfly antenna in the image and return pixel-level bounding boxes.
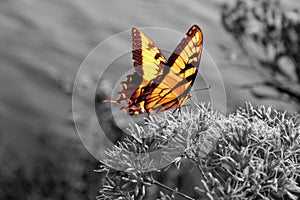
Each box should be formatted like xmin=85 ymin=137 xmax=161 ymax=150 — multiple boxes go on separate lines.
xmin=192 ymin=85 xmax=211 ymax=92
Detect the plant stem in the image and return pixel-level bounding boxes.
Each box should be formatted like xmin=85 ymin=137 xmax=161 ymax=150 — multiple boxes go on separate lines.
xmin=152 ymin=179 xmax=195 ymax=200
xmin=197 ymin=165 xmax=207 ymax=182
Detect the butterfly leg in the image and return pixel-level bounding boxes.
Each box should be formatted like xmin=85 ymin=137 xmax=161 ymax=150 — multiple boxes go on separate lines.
xmin=172 ymin=108 xmax=179 ymax=115
xmin=172 ymin=107 xmax=182 ymax=116
xmin=178 ymin=107 xmax=182 ymax=115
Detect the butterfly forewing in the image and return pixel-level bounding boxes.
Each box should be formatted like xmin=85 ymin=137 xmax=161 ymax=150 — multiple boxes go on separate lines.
xmin=143 ymin=25 xmax=203 ymax=113
xmin=132 ymin=28 xmax=167 ymax=81
xmin=104 ymin=27 xmax=167 ymax=114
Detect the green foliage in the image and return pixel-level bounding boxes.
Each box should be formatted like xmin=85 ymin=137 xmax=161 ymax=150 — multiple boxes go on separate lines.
xmin=98 ymin=103 xmax=300 ymax=199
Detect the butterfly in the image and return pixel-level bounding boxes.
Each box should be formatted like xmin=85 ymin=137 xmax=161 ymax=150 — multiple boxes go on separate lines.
xmin=103 ymin=25 xmax=203 ymax=115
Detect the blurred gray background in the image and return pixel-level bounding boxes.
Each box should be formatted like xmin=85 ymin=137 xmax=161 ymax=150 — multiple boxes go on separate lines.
xmin=0 ymin=0 xmax=299 ymax=199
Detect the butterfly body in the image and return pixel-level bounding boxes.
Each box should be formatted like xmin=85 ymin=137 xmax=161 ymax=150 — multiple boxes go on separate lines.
xmin=104 ymin=25 xmax=203 ymax=115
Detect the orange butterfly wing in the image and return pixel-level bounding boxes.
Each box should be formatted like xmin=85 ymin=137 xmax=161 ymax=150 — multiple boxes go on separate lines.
xmin=103 ymin=27 xmax=167 ymax=114
xmin=104 ymin=25 xmax=203 ymax=115
xmin=143 ymin=25 xmax=203 ymax=113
